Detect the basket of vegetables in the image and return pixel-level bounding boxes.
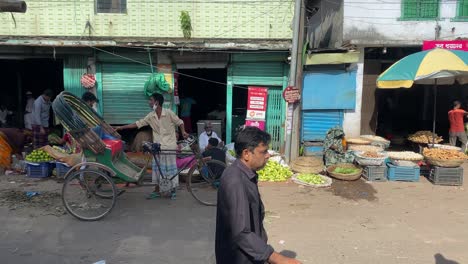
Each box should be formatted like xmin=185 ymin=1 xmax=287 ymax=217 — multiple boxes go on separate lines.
xmin=354 ymin=151 xmax=387 ymax=166
xmin=326 ymin=163 xmax=362 ymax=181
xmin=258 ymin=160 xmax=293 ymax=182
xmin=423 ymin=148 xmax=467 ymax=167
xmin=292 ymin=173 xmax=332 ymax=187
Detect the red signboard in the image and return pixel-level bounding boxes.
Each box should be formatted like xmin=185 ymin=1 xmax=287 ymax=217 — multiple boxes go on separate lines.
xmin=246 ymin=87 xmax=268 ymax=130
xmin=423 ymin=40 xmax=468 ymax=51
xmin=282 ymin=86 xmax=301 ymax=103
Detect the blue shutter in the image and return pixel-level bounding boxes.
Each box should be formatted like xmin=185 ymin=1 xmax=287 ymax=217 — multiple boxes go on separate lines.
xmin=302 ymin=69 xmax=357 ymax=110
xmin=301 ymin=110 xmax=344 ymax=141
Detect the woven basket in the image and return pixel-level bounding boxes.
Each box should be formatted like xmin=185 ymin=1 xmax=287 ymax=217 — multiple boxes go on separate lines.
xmin=292 ymin=173 xmax=332 ymax=188
xmin=347 ymin=138 xmax=371 ymax=145
xmin=326 ymin=163 xmax=362 ymax=181
xmin=290 ymin=156 xmax=324 ymax=174
xmin=354 ymin=152 xmax=387 ymax=166
xmin=425 ymin=156 xmax=465 ymax=168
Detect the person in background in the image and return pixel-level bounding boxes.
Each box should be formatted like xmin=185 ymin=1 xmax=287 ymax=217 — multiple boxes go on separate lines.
xmin=202 ymin=137 xmax=226 ymax=164
xmin=24 ymin=91 xmax=35 ymax=130
xmin=215 ymin=126 xmax=301 ymax=264
xmin=179 ymin=94 xmax=196 ymax=134
xmin=0 ymin=105 xmax=13 ymax=127
xmin=199 ymin=121 xmax=223 ymax=152
xmin=448 ymin=100 xmax=468 ymax=152
xmin=31 ymin=89 xmax=54 ymax=149
xmin=116 ymin=93 xmax=189 ymax=200
xmin=323 ymin=127 xmax=354 ymax=166
xmin=81 ymin=91 xmax=99 ymax=110
xmin=0 ymin=128 xmax=26 ymax=157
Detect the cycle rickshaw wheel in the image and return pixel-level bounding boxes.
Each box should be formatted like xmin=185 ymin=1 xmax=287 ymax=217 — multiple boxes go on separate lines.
xmin=62 ymin=169 xmax=117 ymax=221
xmin=186 ymin=160 xmax=226 ymax=206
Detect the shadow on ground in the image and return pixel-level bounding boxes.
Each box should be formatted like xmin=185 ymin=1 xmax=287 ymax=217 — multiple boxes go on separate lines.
xmin=435 ymin=253 xmax=459 ymax=264
xmin=326 ymin=179 xmax=378 ymax=201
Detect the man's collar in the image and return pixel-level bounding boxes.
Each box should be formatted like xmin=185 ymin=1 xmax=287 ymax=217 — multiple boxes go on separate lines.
xmin=234 ymin=159 xmax=257 ymax=180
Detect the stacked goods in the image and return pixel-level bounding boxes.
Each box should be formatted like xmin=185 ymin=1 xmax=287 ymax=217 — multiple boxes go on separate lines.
xmin=258 ymin=160 xmax=293 ymax=182
xmin=348 ymin=144 xmax=383 ymax=152
xmin=423 ymin=148 xmax=467 ymax=167
xmin=387 ymin=151 xmax=423 ymax=161
xmin=408 ymin=131 xmax=443 ymax=144
xmin=290 ymin=156 xmax=323 ymax=174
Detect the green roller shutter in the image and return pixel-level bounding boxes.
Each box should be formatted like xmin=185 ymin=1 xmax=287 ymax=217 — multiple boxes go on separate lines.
xmin=101 ymin=63 xmax=152 ymax=124
xmin=63 ymin=56 xmax=88 ymax=97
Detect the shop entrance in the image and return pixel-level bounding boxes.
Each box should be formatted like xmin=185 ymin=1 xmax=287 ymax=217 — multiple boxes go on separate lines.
xmin=177 ymin=68 xmax=227 ymax=139
xmin=0 ymin=59 xmax=64 ymax=128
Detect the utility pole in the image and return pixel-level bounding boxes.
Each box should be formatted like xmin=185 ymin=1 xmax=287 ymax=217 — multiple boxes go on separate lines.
xmin=285 ymin=0 xmax=304 ymax=163
xmin=0 ymin=1 xmax=27 ymax=13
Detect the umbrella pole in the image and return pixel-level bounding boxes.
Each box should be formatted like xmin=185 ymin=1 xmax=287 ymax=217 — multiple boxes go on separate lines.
xmin=432 ymin=80 xmax=438 ymax=146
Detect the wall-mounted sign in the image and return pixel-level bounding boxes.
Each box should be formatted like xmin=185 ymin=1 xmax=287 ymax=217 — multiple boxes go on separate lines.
xmin=423 ymin=40 xmax=468 ymax=51
xmin=283 ymin=86 xmax=301 ymax=103
xmin=246 ymin=86 xmax=268 ymax=130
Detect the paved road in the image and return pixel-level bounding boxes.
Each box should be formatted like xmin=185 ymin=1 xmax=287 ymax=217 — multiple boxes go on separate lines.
xmin=0 ymin=185 xmax=217 ymax=264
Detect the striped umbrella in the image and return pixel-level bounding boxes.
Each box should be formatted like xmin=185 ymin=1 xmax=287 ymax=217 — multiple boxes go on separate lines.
xmin=376 ymin=49 xmax=468 ymax=143
xmin=377 ymin=49 xmax=468 ymax=88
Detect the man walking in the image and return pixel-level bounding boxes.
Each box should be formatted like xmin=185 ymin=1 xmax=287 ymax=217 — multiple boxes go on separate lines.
xmin=31 ymin=89 xmax=53 ymax=149
xmin=117 ymin=93 xmax=189 ymax=199
xmin=215 ymin=126 xmax=301 ymax=264
xmin=448 ymin=100 xmax=468 ymax=152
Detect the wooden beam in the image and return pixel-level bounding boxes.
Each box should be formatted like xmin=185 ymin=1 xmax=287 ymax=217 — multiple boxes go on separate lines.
xmin=0 ymin=1 xmax=27 ymax=13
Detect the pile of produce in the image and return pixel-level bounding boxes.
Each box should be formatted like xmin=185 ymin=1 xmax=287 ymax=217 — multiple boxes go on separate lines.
xmin=296 ymin=173 xmax=325 ymax=185
xmin=333 ymin=167 xmax=360 ymax=174
xmin=360 ymin=151 xmax=384 ymax=158
xmin=52 ymin=145 xmax=72 ymax=154
xmin=25 ymin=149 xmax=54 ymax=163
xmin=360 ymin=135 xmax=390 ymax=143
xmin=423 ymin=148 xmax=467 ymax=160
xmin=258 ymin=160 xmax=293 ymax=182
xmin=408 ymin=131 xmax=443 ymax=144
xmin=348 ymin=145 xmax=383 ymax=152
xmin=387 ymin=151 xmax=423 ymax=161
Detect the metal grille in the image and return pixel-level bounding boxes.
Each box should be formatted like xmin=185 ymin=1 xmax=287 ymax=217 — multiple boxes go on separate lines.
xmin=96 ymin=0 xmax=127 ymax=14
xmin=266 ymin=87 xmax=285 ymax=152
xmin=402 ymin=0 xmax=439 ymax=19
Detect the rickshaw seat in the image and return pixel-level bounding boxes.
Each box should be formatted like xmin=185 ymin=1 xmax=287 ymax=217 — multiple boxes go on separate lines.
xmin=103 ymin=139 xmax=123 ymax=156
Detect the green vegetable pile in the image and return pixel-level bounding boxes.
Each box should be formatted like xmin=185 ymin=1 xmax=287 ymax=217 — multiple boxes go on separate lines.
xmin=25 ymin=149 xmax=54 ymax=163
xmin=228 ymin=150 xmax=236 ymax=157
xmin=258 ymin=161 xmax=293 ymax=182
xmin=333 ymin=167 xmax=360 ymax=174
xmin=297 ymin=173 xmax=325 ymax=185
xmin=52 ymin=145 xmax=71 ymax=154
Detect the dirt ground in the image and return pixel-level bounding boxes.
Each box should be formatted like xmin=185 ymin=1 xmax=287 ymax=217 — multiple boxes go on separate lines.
xmin=1 ymin=166 xmax=467 ymax=263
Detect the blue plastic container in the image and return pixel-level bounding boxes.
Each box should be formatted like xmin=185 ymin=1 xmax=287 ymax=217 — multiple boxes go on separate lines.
xmin=26 ymin=162 xmax=51 ymax=178
xmin=387 ymin=163 xmax=420 ymax=182
xmin=55 ymin=162 xmax=71 ymax=178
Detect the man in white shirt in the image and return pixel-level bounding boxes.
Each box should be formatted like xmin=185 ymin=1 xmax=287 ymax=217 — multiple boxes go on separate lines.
xmin=199 ymin=122 xmax=222 ymax=152
xmin=24 ymin=91 xmax=35 ymax=130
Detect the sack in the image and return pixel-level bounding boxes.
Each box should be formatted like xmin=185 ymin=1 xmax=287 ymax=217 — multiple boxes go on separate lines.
xmin=144 ymin=73 xmax=171 ymax=96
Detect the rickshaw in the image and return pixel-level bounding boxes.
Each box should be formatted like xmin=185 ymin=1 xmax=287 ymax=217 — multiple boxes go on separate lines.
xmin=52 ymin=92 xmax=226 ymax=221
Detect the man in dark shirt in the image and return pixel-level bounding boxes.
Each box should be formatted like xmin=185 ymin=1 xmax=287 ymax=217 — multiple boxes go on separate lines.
xmin=202 ymin=138 xmax=226 ymax=163
xmin=215 ymin=126 xmax=301 ymax=264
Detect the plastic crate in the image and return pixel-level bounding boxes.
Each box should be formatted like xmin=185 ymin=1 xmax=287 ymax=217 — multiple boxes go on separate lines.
xmin=428 ymin=166 xmax=463 ymax=186
xmin=26 ymin=162 xmax=51 ymax=178
xmin=387 ymin=163 xmax=420 ymax=182
xmin=55 ymin=162 xmax=71 ymax=178
xmin=362 ymin=165 xmax=387 ymax=182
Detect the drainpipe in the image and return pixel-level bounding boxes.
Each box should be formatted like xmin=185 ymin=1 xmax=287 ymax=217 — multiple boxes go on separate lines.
xmin=285 ymin=0 xmax=303 ymax=163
